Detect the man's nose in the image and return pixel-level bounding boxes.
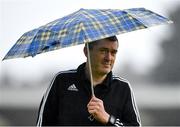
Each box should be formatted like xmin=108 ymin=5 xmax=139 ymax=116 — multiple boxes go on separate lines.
xmin=104 ymin=52 xmax=112 ymax=61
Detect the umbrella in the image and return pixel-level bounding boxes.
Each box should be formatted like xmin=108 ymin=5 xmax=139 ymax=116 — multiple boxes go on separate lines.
xmin=3 ymin=8 xmax=172 ymax=60
xmin=3 ymin=8 xmax=172 ymax=95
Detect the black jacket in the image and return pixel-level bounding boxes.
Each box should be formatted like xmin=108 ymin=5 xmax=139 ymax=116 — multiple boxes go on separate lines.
xmin=37 ymin=63 xmax=141 ymax=126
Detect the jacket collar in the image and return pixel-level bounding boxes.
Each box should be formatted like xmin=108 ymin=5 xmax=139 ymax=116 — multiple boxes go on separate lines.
xmin=77 ymin=62 xmax=112 ymax=88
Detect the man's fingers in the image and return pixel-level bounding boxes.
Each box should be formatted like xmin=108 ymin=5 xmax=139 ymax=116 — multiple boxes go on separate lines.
xmin=87 ymin=97 xmax=104 ymax=116
xmin=88 ymin=108 xmax=96 ymax=114
xmin=88 ymin=108 xmax=99 ymax=117
xmin=88 ymin=101 xmax=101 ymax=107
xmin=88 ymin=97 xmax=103 ymax=107
xmin=87 ymin=104 xmax=101 ymax=116
xmin=91 ymin=96 xmax=102 ymax=102
xmin=88 ymin=105 xmax=100 ymax=111
xmin=87 ymin=96 xmax=109 ymax=124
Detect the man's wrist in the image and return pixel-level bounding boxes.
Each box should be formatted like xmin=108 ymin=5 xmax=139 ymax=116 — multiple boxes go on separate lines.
xmin=103 ymin=112 xmax=110 ymax=124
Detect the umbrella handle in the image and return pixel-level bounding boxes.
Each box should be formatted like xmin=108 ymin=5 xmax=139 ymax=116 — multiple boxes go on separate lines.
xmin=86 ymin=42 xmax=95 ymax=96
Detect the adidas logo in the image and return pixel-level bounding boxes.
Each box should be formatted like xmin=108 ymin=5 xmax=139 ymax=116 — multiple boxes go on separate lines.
xmin=67 ymin=84 xmax=78 ymax=91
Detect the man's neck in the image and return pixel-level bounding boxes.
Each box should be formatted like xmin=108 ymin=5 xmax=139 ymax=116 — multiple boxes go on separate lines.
xmin=85 ymin=64 xmax=107 ymax=86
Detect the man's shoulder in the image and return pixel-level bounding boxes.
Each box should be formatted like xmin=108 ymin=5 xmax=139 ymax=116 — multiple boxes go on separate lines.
xmin=55 ymin=69 xmax=78 ymax=79
xmin=111 ymin=75 xmax=131 ymax=89
xmin=112 ymin=75 xmax=129 ymax=84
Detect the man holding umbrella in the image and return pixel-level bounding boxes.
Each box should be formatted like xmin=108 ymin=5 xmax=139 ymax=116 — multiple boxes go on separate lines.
xmin=36 ymin=36 xmax=141 ymax=126
xmin=3 ymin=8 xmax=171 ymax=127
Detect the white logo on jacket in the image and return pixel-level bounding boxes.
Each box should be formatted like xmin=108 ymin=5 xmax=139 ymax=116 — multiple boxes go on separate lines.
xmin=67 ymin=84 xmax=78 ymax=91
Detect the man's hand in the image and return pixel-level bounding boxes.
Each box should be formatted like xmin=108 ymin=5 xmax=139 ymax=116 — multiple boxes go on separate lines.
xmin=87 ymin=96 xmax=110 ymax=124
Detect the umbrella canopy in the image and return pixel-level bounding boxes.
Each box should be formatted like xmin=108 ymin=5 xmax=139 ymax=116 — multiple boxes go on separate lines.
xmin=3 ymin=8 xmax=172 ymax=60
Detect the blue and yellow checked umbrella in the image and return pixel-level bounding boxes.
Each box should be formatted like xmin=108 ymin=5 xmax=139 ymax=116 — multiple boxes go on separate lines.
xmin=3 ymin=8 xmax=172 ymax=95
xmin=3 ymin=8 xmax=172 ymax=60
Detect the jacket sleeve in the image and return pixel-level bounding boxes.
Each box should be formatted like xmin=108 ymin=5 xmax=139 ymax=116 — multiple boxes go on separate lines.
xmin=108 ymin=82 xmax=141 ymax=127
xmin=36 ymin=74 xmax=61 ymax=126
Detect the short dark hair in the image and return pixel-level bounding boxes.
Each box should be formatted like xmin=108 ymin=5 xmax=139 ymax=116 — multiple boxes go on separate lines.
xmin=85 ymin=36 xmax=118 ymax=50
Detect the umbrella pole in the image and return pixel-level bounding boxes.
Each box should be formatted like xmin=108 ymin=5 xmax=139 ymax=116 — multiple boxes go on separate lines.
xmin=86 ymin=42 xmax=95 ymax=97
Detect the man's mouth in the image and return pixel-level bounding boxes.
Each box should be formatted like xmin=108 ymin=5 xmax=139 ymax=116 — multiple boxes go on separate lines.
xmin=102 ymin=62 xmax=111 ymax=67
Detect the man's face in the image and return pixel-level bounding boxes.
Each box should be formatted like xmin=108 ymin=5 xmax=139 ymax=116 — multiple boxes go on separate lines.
xmin=89 ymin=39 xmax=118 ymax=76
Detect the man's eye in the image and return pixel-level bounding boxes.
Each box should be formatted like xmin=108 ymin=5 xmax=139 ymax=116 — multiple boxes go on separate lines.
xmin=100 ymin=49 xmax=107 ymax=53
xmin=111 ymin=50 xmax=117 ymax=55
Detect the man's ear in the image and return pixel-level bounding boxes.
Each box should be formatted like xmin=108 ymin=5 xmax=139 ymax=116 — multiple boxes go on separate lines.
xmin=83 ymin=46 xmax=87 ymax=57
